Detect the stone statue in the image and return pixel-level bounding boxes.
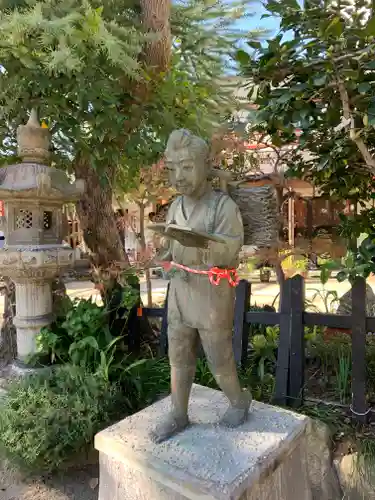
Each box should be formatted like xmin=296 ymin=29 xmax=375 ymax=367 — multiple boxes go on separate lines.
xmin=149 ymin=129 xmax=251 ymax=443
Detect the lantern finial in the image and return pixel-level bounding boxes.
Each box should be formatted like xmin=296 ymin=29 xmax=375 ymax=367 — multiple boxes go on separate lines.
xmin=17 ymin=108 xmax=50 ymax=164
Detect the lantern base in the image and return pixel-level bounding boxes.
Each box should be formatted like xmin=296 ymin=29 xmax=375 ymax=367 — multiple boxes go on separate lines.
xmin=13 ymin=281 xmax=53 ymax=361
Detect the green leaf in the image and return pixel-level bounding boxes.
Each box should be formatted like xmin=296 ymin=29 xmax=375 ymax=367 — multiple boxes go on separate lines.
xmin=284 ymin=0 xmax=300 ymax=9
xmin=368 ymin=106 xmax=375 ymax=125
xmin=345 ymin=252 xmax=355 ymax=268
xmin=278 ymin=92 xmax=292 ymax=103
xmin=336 ymin=271 xmax=347 ymax=283
xmin=365 ymin=15 xmax=375 ymax=36
xmin=358 ymin=82 xmax=371 ymax=93
xmin=354 ymin=264 xmax=370 ymax=276
xmin=271 ymin=133 xmax=282 ymax=147
xmin=123 ymin=358 xmax=148 ymax=373
xmin=313 ymin=74 xmax=327 ymax=86
xmin=247 ymin=41 xmax=262 ymax=50
xmin=324 ymin=17 xmax=343 ymax=38
xmin=267 ymin=0 xmax=284 ymax=14
xmin=236 ymin=49 xmax=250 ymax=65
xmin=320 ymin=267 xmax=331 ymax=285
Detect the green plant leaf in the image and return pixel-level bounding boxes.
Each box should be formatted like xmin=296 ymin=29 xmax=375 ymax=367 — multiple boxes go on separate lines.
xmin=324 ymin=17 xmax=343 ymax=37
xmin=320 ymin=267 xmax=331 ymax=285
xmin=365 ymin=15 xmax=375 ymax=36
xmin=236 ymin=49 xmax=251 ymax=65
xmin=278 ymin=92 xmax=292 ymax=103
xmin=368 ymin=106 xmax=375 ymax=125
xmin=313 ymin=74 xmax=327 ymax=86
xmin=358 ymin=82 xmax=371 ymax=93
xmin=336 ymin=271 xmax=348 ymax=283
xmin=247 ymin=41 xmax=262 ymax=50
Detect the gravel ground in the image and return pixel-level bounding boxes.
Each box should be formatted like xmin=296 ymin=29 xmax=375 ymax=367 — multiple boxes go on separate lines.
xmin=0 ymin=461 xmax=99 ymax=500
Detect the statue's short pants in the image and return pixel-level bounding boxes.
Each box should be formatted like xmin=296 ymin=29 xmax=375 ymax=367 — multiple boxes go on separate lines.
xmin=167 ymin=274 xmax=235 ymax=331
xmin=167 ymin=323 xmax=234 ymax=369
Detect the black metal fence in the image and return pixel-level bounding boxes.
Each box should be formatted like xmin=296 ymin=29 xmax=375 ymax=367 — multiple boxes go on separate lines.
xmin=142 ymin=276 xmax=372 ymax=423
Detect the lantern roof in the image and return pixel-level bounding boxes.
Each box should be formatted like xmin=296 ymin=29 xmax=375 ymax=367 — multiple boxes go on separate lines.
xmin=0 ymin=163 xmax=84 ymax=201
xmin=0 ymin=109 xmax=84 ymax=202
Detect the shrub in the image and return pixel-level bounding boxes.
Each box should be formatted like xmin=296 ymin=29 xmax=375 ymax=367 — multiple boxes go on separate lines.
xmin=28 ymin=298 xmax=128 ymax=376
xmin=309 ymin=332 xmax=351 ymax=375
xmin=0 ymin=356 xmax=173 ymax=473
xmin=120 ymin=357 xmax=171 ymax=412
xmin=0 ymin=365 xmax=126 ymax=472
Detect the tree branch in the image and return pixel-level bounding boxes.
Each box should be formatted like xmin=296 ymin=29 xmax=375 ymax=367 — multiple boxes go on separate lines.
xmin=336 ymin=79 xmax=375 ymax=174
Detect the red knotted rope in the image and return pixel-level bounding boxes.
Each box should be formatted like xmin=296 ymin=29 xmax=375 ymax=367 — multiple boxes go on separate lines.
xmin=161 ymin=261 xmax=239 ymax=287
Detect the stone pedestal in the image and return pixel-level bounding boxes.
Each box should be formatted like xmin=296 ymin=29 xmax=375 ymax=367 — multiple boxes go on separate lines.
xmin=95 ymin=385 xmax=312 ymax=500
xmin=13 ymin=281 xmax=52 ymax=360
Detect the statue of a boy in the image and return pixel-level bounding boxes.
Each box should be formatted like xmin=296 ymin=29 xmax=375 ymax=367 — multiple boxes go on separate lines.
xmin=151 ymin=129 xmax=251 ymax=443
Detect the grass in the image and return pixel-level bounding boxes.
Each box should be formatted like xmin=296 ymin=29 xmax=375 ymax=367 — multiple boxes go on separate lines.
xmin=334 ymin=349 xmax=351 ymax=404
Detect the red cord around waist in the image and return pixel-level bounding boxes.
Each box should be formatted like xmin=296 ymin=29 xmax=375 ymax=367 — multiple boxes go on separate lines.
xmin=161 ymin=261 xmax=239 ymax=287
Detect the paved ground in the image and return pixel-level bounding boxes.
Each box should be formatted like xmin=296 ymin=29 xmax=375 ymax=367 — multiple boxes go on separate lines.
xmin=0 ymin=461 xmax=98 ymax=500
xmin=63 ymin=275 xmax=358 ymax=312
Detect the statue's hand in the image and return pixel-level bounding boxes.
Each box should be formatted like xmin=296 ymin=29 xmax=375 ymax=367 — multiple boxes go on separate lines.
xmin=166 ymin=227 xmax=209 ymax=248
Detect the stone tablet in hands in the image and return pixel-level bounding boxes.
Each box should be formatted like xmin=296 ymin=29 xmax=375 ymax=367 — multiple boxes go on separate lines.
xmin=147 ymin=223 xmax=226 ymax=248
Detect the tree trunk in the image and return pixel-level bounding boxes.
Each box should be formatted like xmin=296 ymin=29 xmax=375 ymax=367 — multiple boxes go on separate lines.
xmin=274 ymin=261 xmax=286 ymax=311
xmin=73 ymin=156 xmax=129 ymax=269
xmin=275 ymin=185 xmax=286 ymax=311
xmin=139 ymin=0 xmax=171 ymax=73
xmin=139 ymin=203 xmax=153 ymax=307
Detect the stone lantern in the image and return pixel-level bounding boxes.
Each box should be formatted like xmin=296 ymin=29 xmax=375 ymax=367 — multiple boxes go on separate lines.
xmin=0 ymin=110 xmax=84 ymax=362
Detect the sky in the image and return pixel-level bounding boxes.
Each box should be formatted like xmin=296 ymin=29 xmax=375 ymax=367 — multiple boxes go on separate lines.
xmin=236 ymin=1 xmax=281 ymax=37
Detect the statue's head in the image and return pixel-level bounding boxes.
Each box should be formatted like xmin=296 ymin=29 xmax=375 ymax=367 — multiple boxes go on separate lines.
xmin=164 ymin=129 xmax=209 ymax=197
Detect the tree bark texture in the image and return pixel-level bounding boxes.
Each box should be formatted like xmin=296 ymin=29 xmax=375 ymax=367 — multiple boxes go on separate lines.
xmin=140 ymin=0 xmax=171 ymax=72
xmin=275 ymin=185 xmax=286 ymax=311
xmin=73 ymin=156 xmax=128 ymax=268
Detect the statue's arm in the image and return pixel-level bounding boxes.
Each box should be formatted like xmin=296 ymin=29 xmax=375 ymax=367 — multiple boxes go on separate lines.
xmin=151 ymin=201 xmax=177 ymax=263
xmin=209 ymin=197 xmax=244 ymax=264
xmin=153 ymin=237 xmax=172 ymax=263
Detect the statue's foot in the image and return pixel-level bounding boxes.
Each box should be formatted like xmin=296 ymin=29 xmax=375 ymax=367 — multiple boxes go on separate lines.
xmin=219 ymin=390 xmax=252 ymax=428
xmin=151 ymin=413 xmax=190 ymax=444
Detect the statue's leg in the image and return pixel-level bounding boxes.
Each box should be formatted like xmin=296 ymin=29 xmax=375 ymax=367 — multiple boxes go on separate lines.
xmin=151 ymin=324 xmax=198 ymax=443
xmin=200 ymin=328 xmax=252 ymax=427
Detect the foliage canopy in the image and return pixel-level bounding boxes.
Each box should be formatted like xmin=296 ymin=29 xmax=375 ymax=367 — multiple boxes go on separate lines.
xmin=239 ymin=0 xmax=375 ymax=280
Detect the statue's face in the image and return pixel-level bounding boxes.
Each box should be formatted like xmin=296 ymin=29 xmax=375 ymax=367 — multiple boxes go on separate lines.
xmin=165 ymin=148 xmax=207 ymax=197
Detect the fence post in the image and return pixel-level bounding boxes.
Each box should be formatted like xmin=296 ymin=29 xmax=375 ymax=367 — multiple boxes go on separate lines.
xmin=273 ymin=278 xmax=292 ymax=406
xmin=351 ymin=277 xmax=368 ymax=423
xmin=288 ymin=274 xmax=305 ymax=408
xmin=233 ymin=280 xmax=251 ymax=367
xmin=159 ymin=283 xmax=170 ymax=357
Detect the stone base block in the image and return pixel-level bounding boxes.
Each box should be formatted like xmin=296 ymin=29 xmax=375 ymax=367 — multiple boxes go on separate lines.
xmin=95 ymin=385 xmax=312 ymax=500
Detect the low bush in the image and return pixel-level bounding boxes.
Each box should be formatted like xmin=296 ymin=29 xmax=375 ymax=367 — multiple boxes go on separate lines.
xmin=30 ymin=298 xmax=115 ymax=367
xmin=28 ymin=296 xmax=136 ymax=377
xmin=0 ymin=365 xmax=125 ymax=472
xmin=0 ymin=356 xmax=173 ymax=472
xmin=120 ymin=357 xmax=170 ymax=412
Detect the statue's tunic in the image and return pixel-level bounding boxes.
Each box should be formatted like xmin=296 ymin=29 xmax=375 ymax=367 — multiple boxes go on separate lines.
xmin=160 ymin=189 xmax=244 ymax=332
